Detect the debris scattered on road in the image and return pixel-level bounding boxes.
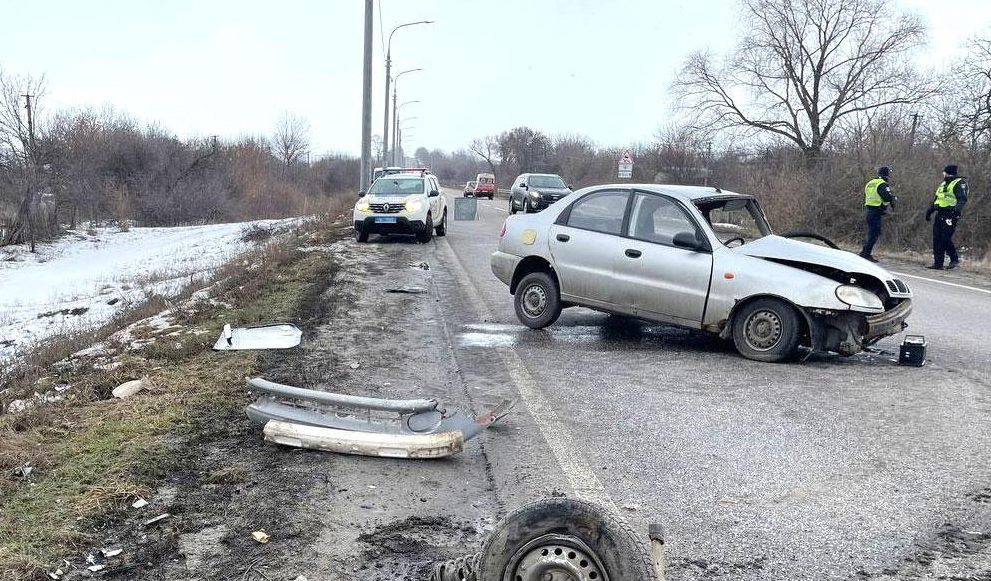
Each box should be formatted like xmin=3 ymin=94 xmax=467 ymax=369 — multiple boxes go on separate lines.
xmin=13 ymin=463 xmax=33 ymax=479
xmin=112 ymin=376 xmax=153 ymax=399
xmin=131 ymin=497 xmax=148 ymax=509
xmin=898 ymin=334 xmax=927 ymax=366
xmin=243 ymin=377 xmax=515 ymax=458
xmin=409 ymin=261 xmax=430 ymax=270
xmin=101 ymin=548 xmax=122 ymax=558
xmin=621 ymin=502 xmax=639 ymax=511
xmin=144 ymin=513 xmax=171 ymax=526
xmin=251 ymin=530 xmax=271 ymax=544
xmin=348 ymin=362 xmax=360 ymax=369
xmin=87 ymin=564 xmax=106 ymax=573
xmin=212 ymin=322 xmax=302 ymax=350
xmin=385 ymin=286 xmax=427 ymax=294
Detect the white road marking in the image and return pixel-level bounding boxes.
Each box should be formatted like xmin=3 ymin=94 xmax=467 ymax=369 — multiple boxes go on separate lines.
xmin=436 ymin=236 xmax=613 ymax=506
xmin=893 ymin=272 xmax=991 ymax=295
xmin=482 ymin=204 xmax=508 ymax=213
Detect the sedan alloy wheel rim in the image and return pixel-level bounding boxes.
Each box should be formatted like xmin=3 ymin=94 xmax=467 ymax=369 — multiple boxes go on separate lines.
xmin=521 ymin=284 xmax=547 ymax=318
xmin=505 ymin=534 xmax=608 ymax=581
xmin=745 ymin=310 xmax=782 ymax=351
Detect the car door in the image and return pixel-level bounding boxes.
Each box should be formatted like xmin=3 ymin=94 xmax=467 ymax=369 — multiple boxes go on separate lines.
xmin=617 ymin=192 xmax=713 ymax=326
xmin=511 ymin=175 xmax=525 ymax=208
xmin=427 ymin=176 xmax=441 ymax=222
xmin=548 ymin=189 xmax=632 ymax=311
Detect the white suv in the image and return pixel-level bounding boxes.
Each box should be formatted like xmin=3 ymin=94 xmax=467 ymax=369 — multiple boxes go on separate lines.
xmin=353 ymin=172 xmax=448 ymax=243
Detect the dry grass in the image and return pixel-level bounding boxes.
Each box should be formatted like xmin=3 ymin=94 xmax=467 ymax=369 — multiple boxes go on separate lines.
xmin=0 ymin=210 xmax=347 ymax=578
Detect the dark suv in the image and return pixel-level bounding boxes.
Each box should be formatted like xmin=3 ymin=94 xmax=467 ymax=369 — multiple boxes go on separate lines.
xmin=509 ymin=173 xmax=572 ymax=214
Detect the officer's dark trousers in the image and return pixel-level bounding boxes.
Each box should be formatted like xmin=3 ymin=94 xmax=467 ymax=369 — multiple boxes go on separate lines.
xmin=932 ymin=211 xmax=959 ymax=267
xmin=861 ymin=208 xmax=883 ymax=256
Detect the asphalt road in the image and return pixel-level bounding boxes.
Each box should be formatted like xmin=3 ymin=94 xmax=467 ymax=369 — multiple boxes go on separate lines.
xmin=428 ymin=189 xmax=991 ymax=580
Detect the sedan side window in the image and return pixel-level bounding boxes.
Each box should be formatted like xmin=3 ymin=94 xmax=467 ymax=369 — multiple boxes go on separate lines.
xmin=566 ymin=190 xmax=630 ymax=235
xmin=628 ymin=193 xmax=700 ymax=246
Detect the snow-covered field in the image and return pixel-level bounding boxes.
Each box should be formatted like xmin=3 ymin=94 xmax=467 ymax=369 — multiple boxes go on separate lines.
xmin=0 ymin=219 xmax=296 ymax=362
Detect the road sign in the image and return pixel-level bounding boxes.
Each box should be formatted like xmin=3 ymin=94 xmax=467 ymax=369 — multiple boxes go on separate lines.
xmin=453 ymin=197 xmax=477 ymax=220
xmin=618 ymin=149 xmax=633 ymax=178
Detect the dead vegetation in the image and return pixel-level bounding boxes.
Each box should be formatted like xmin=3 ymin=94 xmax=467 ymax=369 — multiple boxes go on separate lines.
xmin=0 ymin=210 xmax=349 ymax=579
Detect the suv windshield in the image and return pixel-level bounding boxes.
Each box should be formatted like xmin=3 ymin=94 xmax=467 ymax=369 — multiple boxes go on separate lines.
xmin=694 ymin=197 xmax=772 ymax=245
xmin=368 ymin=177 xmax=423 ymax=196
xmin=529 ymin=175 xmax=567 ymax=189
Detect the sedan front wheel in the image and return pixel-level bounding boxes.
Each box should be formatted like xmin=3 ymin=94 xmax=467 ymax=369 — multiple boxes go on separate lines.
xmin=731 ymin=298 xmax=802 ymax=362
xmin=514 ymin=272 xmax=562 ymax=329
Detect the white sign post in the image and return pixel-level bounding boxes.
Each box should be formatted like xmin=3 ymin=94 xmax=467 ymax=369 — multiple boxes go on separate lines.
xmin=618 ymin=149 xmax=634 ymax=179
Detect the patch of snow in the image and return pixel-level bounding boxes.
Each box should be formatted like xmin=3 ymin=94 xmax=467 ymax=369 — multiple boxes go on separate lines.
xmin=0 ymin=219 xmax=297 ymax=362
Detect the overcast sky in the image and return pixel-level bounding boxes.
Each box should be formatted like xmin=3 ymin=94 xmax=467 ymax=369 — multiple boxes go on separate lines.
xmin=1 ymin=0 xmax=988 ymax=157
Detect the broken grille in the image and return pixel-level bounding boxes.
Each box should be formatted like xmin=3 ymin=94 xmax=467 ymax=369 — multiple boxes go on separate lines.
xmin=885 ymin=279 xmax=910 ymax=295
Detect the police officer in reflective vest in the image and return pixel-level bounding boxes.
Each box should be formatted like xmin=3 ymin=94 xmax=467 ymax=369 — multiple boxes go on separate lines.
xmin=925 ymin=164 xmax=968 ymax=270
xmin=859 ymin=166 xmax=894 ymax=263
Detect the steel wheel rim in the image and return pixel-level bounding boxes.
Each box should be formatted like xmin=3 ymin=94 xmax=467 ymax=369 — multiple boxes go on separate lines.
xmin=745 ymin=310 xmax=782 ymax=351
xmin=521 ymin=284 xmax=548 ymax=318
xmin=503 ymin=534 xmax=608 ymax=581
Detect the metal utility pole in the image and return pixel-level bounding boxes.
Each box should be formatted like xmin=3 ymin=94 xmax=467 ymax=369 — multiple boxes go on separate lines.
xmin=909 ymin=112 xmax=922 ymax=151
xmin=390 ymin=69 xmax=422 ymax=165
xmin=382 ymin=20 xmax=433 ymax=168
xmin=23 ymin=93 xmax=37 ymax=252
xmin=359 ymin=0 xmax=374 ymax=192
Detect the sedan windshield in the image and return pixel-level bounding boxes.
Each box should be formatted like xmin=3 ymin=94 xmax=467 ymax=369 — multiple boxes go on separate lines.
xmin=529 ymin=175 xmax=567 ymax=189
xmin=369 ymin=177 xmax=423 ymax=196
xmin=694 ymin=197 xmax=772 ymax=245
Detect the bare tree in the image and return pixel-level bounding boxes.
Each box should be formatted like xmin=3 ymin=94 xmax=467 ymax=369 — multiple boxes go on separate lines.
xmin=272 ymin=113 xmax=310 ymax=175
xmin=0 ymin=69 xmax=47 ymax=246
xmin=469 ymin=135 xmax=501 ymax=181
xmin=673 ymin=0 xmax=929 ymax=163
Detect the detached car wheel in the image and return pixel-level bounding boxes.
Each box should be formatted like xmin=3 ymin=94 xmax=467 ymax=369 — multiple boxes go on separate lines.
xmin=732 ymin=298 xmax=802 ymax=362
xmin=514 ymin=272 xmax=562 ymax=329
xmin=476 ymin=497 xmax=659 ymax=581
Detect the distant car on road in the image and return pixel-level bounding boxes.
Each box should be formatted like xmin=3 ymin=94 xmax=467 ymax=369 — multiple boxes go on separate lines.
xmin=354 ymin=171 xmax=447 ymax=243
xmin=491 ymin=184 xmax=913 ymax=362
xmin=464 ymin=180 xmax=477 ymax=197
xmin=474 ymin=173 xmax=496 ymax=200
xmin=509 ymin=173 xmax=571 ymax=214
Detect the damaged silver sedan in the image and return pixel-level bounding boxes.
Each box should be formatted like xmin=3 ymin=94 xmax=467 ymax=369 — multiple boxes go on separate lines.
xmin=491 ymin=184 xmax=912 ymax=362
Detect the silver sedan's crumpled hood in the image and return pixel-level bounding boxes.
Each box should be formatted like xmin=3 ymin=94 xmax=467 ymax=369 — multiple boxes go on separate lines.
xmin=737 ymin=235 xmax=894 ymax=279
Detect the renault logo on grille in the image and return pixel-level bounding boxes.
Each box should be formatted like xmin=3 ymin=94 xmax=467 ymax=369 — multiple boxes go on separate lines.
xmin=382 ymin=203 xmax=390 ymax=212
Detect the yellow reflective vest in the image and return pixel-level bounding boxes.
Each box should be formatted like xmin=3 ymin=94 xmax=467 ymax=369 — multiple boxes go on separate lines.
xmin=934 ymin=178 xmax=961 ymax=208
xmin=864 ymin=178 xmax=888 ymax=207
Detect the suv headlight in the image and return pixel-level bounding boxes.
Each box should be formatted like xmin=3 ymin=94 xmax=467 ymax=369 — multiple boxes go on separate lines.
xmin=405 ymin=199 xmax=423 ymax=213
xmin=528 ymin=189 xmax=541 ymax=198
xmin=356 ymin=200 xmax=370 ymax=212
xmin=835 ymin=285 xmax=883 ymax=310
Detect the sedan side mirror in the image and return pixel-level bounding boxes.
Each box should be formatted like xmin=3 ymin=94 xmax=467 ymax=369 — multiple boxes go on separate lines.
xmin=673 ymin=231 xmax=707 ymax=251
xmin=428 ymin=190 xmax=440 ymax=197
xmin=522 ymin=183 xmax=529 ymax=190
xmin=566 ymin=184 xmax=573 ymax=190
xmin=357 ymin=190 xmax=366 ymax=198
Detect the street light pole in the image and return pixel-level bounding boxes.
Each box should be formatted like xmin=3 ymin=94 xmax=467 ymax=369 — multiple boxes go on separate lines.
xmin=359 ymin=0 xmax=373 ymax=193
xmin=382 ymin=20 xmax=434 ymax=168
xmin=390 ymin=69 xmax=422 ymax=164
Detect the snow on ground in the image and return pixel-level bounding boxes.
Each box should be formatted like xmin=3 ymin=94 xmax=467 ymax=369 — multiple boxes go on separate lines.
xmin=0 ymin=219 xmax=297 ymax=362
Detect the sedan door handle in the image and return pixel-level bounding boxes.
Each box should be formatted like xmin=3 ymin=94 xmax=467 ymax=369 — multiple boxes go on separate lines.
xmin=625 ymin=248 xmax=642 ymax=258
xmin=556 ymin=234 xmax=570 ymax=242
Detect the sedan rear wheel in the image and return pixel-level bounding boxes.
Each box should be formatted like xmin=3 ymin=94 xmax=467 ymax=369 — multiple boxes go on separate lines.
xmin=514 ymin=272 xmax=562 ymax=329
xmin=732 ymin=298 xmax=801 ymax=362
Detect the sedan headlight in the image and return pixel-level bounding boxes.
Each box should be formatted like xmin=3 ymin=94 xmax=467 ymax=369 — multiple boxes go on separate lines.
xmin=835 ymin=285 xmax=883 ymax=310
xmin=404 ymin=199 xmax=423 ymax=213
xmin=356 ymin=200 xmax=371 ymax=212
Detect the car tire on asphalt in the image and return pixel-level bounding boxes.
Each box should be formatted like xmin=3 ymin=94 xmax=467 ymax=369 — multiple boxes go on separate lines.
xmin=418 ymin=214 xmax=433 ymax=243
xmin=436 ymin=209 xmax=447 ymax=236
xmin=731 ymin=297 xmax=802 ymax=362
xmin=509 ymin=198 xmax=517 ymax=215
xmin=476 ymin=497 xmax=659 ymax=581
xmin=513 ymin=272 xmax=562 ymax=329
xmin=355 ymin=228 xmax=369 ymax=243
xmin=523 ymin=197 xmax=532 ymax=213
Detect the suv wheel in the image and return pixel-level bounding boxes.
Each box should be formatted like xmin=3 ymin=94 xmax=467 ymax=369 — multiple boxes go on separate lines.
xmin=417 ymin=213 xmax=433 ymax=243
xmin=732 ymin=298 xmax=802 ymax=362
xmin=509 ymin=197 xmax=517 ymax=215
xmin=355 ymin=227 xmax=369 ymax=243
xmin=514 ymin=272 xmax=562 ymax=329
xmin=435 ymin=209 xmax=447 ymax=236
